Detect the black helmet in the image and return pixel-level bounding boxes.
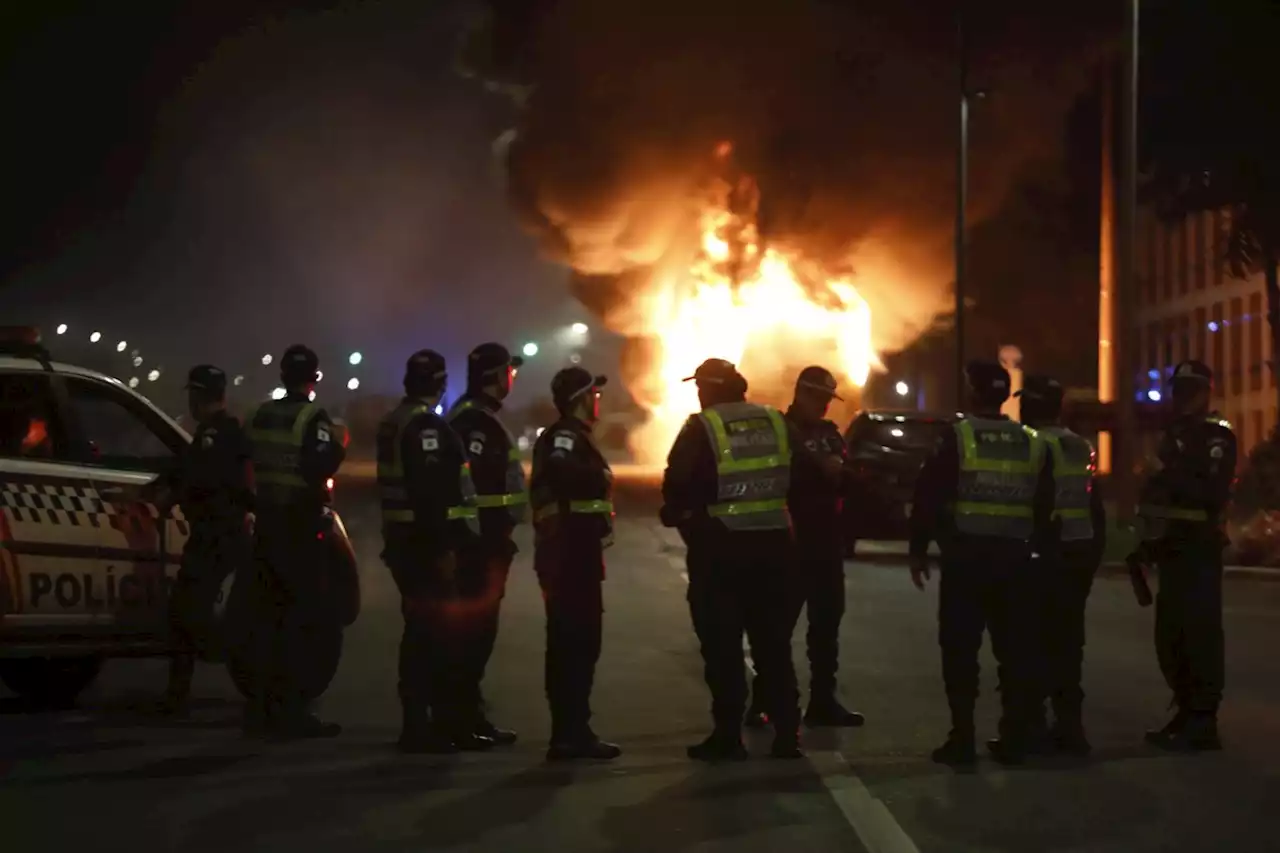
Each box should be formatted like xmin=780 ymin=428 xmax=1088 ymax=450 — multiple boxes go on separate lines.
xmin=280 ymin=344 xmax=319 ymax=385
xmin=1017 ymin=374 xmax=1063 ymax=420
xmin=965 ymin=359 xmax=1011 ymax=405
xmin=682 ymin=358 xmax=739 ymax=387
xmin=551 ymin=366 xmax=607 ymax=408
xmin=467 ymin=342 xmax=524 ymax=384
xmin=795 ymin=365 xmax=843 ymax=401
xmin=184 ymin=364 xmax=228 ymax=397
xmin=404 ymin=349 xmax=447 ymax=393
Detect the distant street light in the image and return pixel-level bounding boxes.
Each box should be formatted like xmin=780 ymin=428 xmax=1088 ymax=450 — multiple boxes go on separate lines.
xmin=571 ymin=322 xmax=588 ymax=335
xmin=308 ymin=390 xmax=317 ymax=402
xmin=434 ymin=404 xmax=444 ymax=415
xmin=316 ymin=370 xmax=324 ymax=382
xmin=522 ymin=342 xmax=539 ymax=358
xmin=89 ymin=331 xmax=101 ymax=343
xmin=132 ymin=356 xmax=143 ymax=367
xmin=569 ymin=353 xmax=582 ymax=365
xmin=55 ymin=324 xmax=67 ymax=335
xmin=233 ymin=375 xmax=244 ymax=386
xmin=348 ymin=352 xmax=363 ymax=366
xmin=346 ymin=377 xmax=360 ymax=391
xmin=116 ymin=341 xmax=127 ymax=352
xmin=261 ymin=354 xmax=273 ymax=366
xmin=147 ymin=369 xmax=160 ymax=382
xmin=128 ymin=377 xmax=140 ymax=389
xmin=271 ymin=387 xmax=287 ymax=400
xmin=895 ymin=380 xmax=910 ymax=397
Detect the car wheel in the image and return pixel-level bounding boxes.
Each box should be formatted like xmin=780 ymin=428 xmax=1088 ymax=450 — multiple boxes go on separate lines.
xmin=0 ymin=656 xmax=104 ymax=707
xmin=224 ymin=627 xmax=343 ymax=702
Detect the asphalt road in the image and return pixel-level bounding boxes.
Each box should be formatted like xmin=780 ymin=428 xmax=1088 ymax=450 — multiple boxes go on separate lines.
xmin=4 ymin=477 xmax=1280 ymax=853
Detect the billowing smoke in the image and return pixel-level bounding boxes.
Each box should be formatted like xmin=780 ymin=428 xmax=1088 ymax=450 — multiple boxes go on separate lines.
xmin=462 ymin=0 xmax=1116 ymax=403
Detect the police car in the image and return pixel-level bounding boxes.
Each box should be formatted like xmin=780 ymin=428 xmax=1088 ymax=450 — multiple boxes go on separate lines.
xmin=0 ymin=328 xmax=356 ymax=705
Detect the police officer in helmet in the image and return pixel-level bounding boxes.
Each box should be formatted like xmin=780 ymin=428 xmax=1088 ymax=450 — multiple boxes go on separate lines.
xmin=1133 ymin=360 xmax=1235 ymax=752
xmin=745 ymin=366 xmax=863 ymax=730
xmin=159 ymin=365 xmax=254 ymax=715
xmin=908 ymin=359 xmax=1053 ymax=766
xmin=445 ymin=342 xmax=527 ymax=746
xmin=661 ymin=358 xmax=803 ymax=761
xmin=378 ymin=350 xmax=490 ymax=753
xmin=530 ymin=366 xmax=622 ymax=761
xmin=1017 ymin=374 xmax=1106 ymax=755
xmin=245 ymin=344 xmax=345 ymax=739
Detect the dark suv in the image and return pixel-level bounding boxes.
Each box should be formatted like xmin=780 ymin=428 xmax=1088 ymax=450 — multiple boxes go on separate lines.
xmin=841 ymin=409 xmax=958 ymax=553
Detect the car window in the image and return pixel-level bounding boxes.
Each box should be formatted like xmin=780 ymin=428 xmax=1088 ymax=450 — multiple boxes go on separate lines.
xmin=0 ymin=370 xmax=70 ymax=461
xmin=62 ymin=376 xmax=179 ymax=471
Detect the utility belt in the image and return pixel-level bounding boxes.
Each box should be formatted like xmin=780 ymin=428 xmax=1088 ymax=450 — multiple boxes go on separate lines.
xmin=534 ymin=498 xmax=615 ymax=549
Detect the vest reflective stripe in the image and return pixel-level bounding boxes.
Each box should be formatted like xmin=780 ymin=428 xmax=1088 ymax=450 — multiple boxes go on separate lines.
xmin=446 ymin=399 xmax=529 ymax=524
xmin=1039 ymin=426 xmax=1096 ymax=542
xmin=532 ymin=498 xmax=614 ymax=522
xmin=698 ymin=402 xmax=791 ymax=531
xmin=952 ymin=417 xmax=1042 ymax=540
xmin=247 ymin=400 xmax=321 ymax=506
xmin=376 ymin=402 xmax=479 ymax=533
xmin=1137 ymin=415 xmax=1232 ymax=541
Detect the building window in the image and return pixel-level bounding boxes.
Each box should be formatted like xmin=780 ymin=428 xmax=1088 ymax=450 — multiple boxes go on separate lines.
xmin=1252 ymin=410 xmax=1264 ymax=453
xmin=1229 ymin=296 xmax=1244 ymax=396
xmin=1213 ymin=209 xmax=1227 ymax=287
xmin=1162 ymin=226 xmax=1174 ymax=301
xmin=1178 ymin=216 xmax=1190 ymax=295
xmin=1194 ymin=212 xmax=1207 ymax=290
xmin=1178 ymin=312 xmax=1191 ymax=365
xmin=1194 ymin=305 xmax=1207 ymax=361
xmin=1147 ymin=320 xmax=1160 ymax=380
xmin=1250 ymin=292 xmax=1263 ymax=392
xmin=1212 ymin=302 xmax=1225 ymax=396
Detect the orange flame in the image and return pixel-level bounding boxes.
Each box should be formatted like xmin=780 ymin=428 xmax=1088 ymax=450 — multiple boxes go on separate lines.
xmin=628 ymin=203 xmax=881 ymax=464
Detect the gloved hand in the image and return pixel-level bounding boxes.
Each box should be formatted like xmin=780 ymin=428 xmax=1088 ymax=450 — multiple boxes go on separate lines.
xmin=909 ymin=554 xmax=931 ymax=590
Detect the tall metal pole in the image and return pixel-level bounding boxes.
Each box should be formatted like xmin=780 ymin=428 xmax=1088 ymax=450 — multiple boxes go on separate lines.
xmin=955 ymin=9 xmax=970 ymax=408
xmin=1098 ymin=68 xmax=1115 ymax=474
xmin=1114 ymin=0 xmax=1140 ymax=519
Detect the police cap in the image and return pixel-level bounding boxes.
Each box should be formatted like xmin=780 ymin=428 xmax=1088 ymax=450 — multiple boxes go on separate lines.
xmin=795 ymin=365 xmax=843 ymax=401
xmin=468 ymin=342 xmax=524 ymax=380
xmin=280 ymin=344 xmax=320 ymax=382
xmin=682 ymin=358 xmax=739 ymax=386
xmin=1017 ymin=374 xmax=1063 ymax=405
xmin=965 ymin=359 xmax=1011 ymax=398
xmin=1171 ymin=359 xmax=1212 ymax=385
xmin=185 ymin=364 xmax=227 ymax=395
xmin=551 ymin=366 xmax=607 ymax=405
xmin=404 ymin=349 xmax=447 ymax=387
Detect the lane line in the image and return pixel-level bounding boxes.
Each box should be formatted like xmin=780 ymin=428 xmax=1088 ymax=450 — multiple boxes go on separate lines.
xmin=657 ymin=522 xmax=919 ymax=853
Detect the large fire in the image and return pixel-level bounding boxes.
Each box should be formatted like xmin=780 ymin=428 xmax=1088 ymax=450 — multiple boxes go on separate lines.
xmin=626 ymin=195 xmax=882 ymax=465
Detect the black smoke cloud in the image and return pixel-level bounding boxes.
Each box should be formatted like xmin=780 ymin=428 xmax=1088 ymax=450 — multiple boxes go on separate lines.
xmin=463 ymin=0 xmax=1117 ymax=359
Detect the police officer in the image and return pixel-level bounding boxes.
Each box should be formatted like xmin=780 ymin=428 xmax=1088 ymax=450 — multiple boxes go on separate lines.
xmin=1133 ymin=360 xmax=1235 ymax=752
xmin=1017 ymin=374 xmax=1106 ymax=755
xmin=530 ymin=366 xmax=622 ymax=761
xmin=745 ymin=366 xmax=863 ymax=729
xmin=445 ymin=342 xmax=527 ymax=746
xmin=245 ymin=344 xmax=346 ymax=739
xmin=378 ymin=350 xmax=490 ymax=753
xmin=661 ymin=358 xmax=802 ymax=761
xmin=159 ymin=365 xmax=253 ymax=715
xmin=908 ymin=360 xmax=1054 ymax=766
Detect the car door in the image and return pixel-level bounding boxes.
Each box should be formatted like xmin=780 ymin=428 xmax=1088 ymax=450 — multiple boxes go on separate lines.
xmin=58 ymin=373 xmax=189 ymax=632
xmin=0 ymin=367 xmax=109 ymax=631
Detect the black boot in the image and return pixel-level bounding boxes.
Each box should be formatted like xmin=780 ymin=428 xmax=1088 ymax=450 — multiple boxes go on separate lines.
xmin=399 ymin=708 xmax=458 ymax=755
xmin=1144 ymin=708 xmax=1190 ymax=746
xmin=688 ymin=728 xmax=749 ymax=762
xmin=985 ymin=736 xmax=1027 ymax=765
xmin=770 ymin=727 xmax=804 ymax=760
xmin=547 ymin=728 xmax=622 ymax=762
xmin=804 ymin=695 xmax=865 ymax=728
xmin=1155 ymin=712 xmax=1221 ymax=753
xmin=475 ymin=716 xmax=518 ymax=746
xmin=743 ymin=701 xmax=769 ymax=729
xmin=932 ymin=728 xmax=977 ymax=767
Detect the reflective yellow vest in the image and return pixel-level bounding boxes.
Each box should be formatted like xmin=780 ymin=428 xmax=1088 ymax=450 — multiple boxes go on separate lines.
xmin=376 ymin=401 xmax=479 ymax=534
xmin=952 ymin=417 xmax=1044 ymax=540
xmin=698 ymin=402 xmax=792 ymax=531
xmin=446 ymin=398 xmax=529 ymax=525
xmin=1038 ymin=425 xmax=1096 ymax=542
xmin=246 ymin=399 xmax=323 ymax=509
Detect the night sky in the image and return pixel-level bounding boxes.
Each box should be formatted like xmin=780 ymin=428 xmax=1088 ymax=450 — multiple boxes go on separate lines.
xmin=4 ymin=0 xmax=1119 ymax=410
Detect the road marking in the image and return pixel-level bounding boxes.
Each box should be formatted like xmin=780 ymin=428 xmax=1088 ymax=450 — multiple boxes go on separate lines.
xmin=657 ymin=521 xmax=920 ymax=853
xmin=808 ymin=750 xmax=923 ymax=853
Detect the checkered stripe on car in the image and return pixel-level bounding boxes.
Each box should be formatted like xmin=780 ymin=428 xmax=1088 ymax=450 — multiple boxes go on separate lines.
xmin=0 ymin=481 xmax=190 ymax=536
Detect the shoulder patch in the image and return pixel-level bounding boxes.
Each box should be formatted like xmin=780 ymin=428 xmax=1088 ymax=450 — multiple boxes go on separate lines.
xmin=468 ymin=434 xmax=485 ymax=455
xmin=316 ymin=426 xmax=331 ymax=443
xmin=420 ymin=429 xmax=439 ymax=452
xmin=553 ymin=434 xmax=575 ymax=451
xmin=1209 ymin=444 xmax=1225 ymax=459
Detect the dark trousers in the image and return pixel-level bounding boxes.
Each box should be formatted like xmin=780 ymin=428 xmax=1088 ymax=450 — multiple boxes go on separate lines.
xmin=687 ymin=539 xmax=800 ymax=734
xmin=253 ymin=531 xmax=332 ymax=721
xmin=542 ymin=575 xmax=604 ymax=742
xmin=1155 ymin=547 xmax=1225 ymax=715
xmin=389 ymin=550 xmax=468 ymax=732
xmin=167 ymin=525 xmax=247 ymax=698
xmin=1034 ymin=551 xmax=1096 ymax=727
xmin=938 ymin=554 xmax=1037 ymax=739
xmin=457 ymin=545 xmax=514 ymax=721
xmin=749 ymin=548 xmax=845 ymax=707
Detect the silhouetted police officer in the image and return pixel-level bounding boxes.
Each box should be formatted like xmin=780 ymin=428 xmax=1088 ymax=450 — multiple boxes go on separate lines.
xmin=1018 ymin=374 xmax=1106 ymax=755
xmin=245 ymin=344 xmax=345 ymax=739
xmin=160 ymin=365 xmax=253 ymax=714
xmin=661 ymin=358 xmax=803 ymax=761
xmin=909 ymin=360 xmax=1054 ymax=766
xmin=1134 ymin=360 xmax=1236 ymax=752
xmin=446 ymin=342 xmax=527 ymax=746
xmin=530 ymin=366 xmax=622 ymax=761
xmin=745 ymin=365 xmax=863 ymax=729
xmin=378 ymin=350 xmax=490 ymax=753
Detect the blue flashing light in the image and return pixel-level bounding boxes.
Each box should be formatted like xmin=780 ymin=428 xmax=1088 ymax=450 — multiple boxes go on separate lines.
xmin=1208 ymin=321 xmax=1220 ymax=332
xmin=1147 ymin=389 xmax=1162 ymax=402
xmin=434 ymin=404 xmax=444 ymax=416
xmin=1147 ymin=369 xmax=1160 ymax=380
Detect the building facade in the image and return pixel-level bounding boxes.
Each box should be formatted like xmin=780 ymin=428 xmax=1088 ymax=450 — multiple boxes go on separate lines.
xmin=1136 ymin=206 xmax=1274 ymax=454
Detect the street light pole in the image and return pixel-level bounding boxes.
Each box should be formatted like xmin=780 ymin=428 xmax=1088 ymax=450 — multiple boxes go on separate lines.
xmin=954 ymin=8 xmax=970 ymax=409
xmin=1113 ymin=0 xmax=1141 ymax=520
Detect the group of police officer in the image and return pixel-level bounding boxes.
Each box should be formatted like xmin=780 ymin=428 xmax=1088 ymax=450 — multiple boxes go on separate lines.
xmin=162 ymin=338 xmax=1235 ymax=764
